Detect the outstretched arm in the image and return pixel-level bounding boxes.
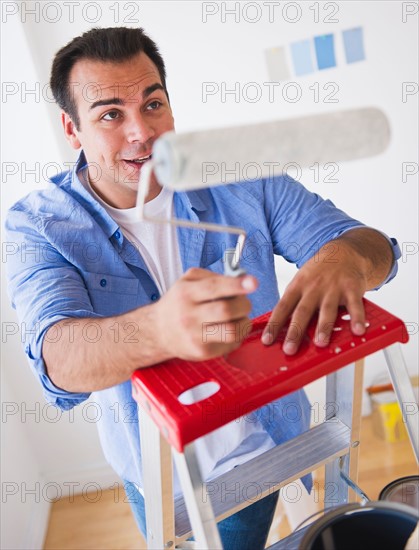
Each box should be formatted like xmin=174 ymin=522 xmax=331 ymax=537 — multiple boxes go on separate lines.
xmin=261 ymin=227 xmax=395 ymax=354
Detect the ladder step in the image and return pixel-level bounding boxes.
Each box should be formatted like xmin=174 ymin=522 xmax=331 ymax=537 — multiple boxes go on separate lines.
xmin=175 ymin=419 xmax=350 ymax=538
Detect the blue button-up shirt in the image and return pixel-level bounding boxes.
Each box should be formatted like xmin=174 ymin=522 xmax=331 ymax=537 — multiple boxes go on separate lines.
xmin=5 ymin=152 xmax=400 ymax=488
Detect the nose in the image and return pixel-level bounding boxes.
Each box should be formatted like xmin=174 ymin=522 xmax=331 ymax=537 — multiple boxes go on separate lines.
xmin=125 ymin=112 xmax=155 ymax=145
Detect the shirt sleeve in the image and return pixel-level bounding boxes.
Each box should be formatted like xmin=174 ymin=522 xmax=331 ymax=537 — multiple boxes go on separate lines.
xmin=262 ymin=175 xmax=400 ymax=288
xmin=5 ymin=205 xmax=101 ymax=410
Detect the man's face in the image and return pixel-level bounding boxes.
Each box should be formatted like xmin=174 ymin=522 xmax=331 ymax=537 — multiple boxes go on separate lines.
xmin=63 ymin=52 xmax=175 ymax=208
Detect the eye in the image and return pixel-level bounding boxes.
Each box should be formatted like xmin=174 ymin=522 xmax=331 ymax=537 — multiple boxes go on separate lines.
xmin=102 ymin=110 xmax=120 ymax=121
xmin=146 ymin=100 xmax=162 ymax=111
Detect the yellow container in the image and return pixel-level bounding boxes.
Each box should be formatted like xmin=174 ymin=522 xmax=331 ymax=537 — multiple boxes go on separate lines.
xmin=371 ymin=395 xmax=408 ymax=443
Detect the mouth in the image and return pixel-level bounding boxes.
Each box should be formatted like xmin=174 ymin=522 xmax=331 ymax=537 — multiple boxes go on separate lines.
xmin=122 ymin=154 xmax=152 ymax=170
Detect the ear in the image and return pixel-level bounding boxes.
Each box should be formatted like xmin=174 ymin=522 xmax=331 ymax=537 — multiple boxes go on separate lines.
xmin=61 ymin=112 xmax=81 ymax=149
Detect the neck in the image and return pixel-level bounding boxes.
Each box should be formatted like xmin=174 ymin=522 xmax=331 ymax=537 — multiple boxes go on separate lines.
xmin=84 ymin=168 xmax=162 ymax=210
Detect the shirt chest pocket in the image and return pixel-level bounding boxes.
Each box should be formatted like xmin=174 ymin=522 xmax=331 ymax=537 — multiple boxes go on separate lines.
xmin=82 ymin=272 xmax=144 ymax=316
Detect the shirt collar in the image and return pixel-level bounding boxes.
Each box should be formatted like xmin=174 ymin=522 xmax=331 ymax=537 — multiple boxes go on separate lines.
xmin=55 ymin=151 xmax=120 ymax=239
xmin=50 ymin=151 xmax=209 ymax=237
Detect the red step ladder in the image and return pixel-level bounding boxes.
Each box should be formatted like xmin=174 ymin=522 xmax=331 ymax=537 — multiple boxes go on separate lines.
xmin=132 ymin=299 xmax=417 ymax=549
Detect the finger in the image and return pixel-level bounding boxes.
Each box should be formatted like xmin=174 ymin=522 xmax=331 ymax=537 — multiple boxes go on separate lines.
xmin=345 ymin=293 xmax=366 ymax=336
xmin=182 ymin=267 xmax=216 ymax=281
xmin=198 ymin=295 xmax=252 ymax=325
xmin=187 ymin=273 xmax=258 ymax=303
xmin=282 ymin=301 xmax=317 ymax=355
xmin=314 ymin=299 xmax=340 ymax=348
xmin=201 ymin=317 xmax=252 ymax=348
xmin=261 ymin=291 xmax=300 ymax=346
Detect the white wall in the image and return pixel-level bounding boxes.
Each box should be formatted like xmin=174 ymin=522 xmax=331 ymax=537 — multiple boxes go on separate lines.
xmin=1 ymin=1 xmax=418 ymax=547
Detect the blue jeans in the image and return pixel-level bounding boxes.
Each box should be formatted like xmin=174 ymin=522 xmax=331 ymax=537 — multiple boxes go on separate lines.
xmin=123 ymin=480 xmax=279 ymax=550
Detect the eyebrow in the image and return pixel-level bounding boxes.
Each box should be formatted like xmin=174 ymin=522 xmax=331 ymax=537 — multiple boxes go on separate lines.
xmin=89 ymin=83 xmax=165 ymax=110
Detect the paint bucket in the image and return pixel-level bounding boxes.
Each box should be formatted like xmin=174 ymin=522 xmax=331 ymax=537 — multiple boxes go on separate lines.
xmin=379 ymin=475 xmax=419 ymax=512
xmin=300 ymin=501 xmax=419 ymax=550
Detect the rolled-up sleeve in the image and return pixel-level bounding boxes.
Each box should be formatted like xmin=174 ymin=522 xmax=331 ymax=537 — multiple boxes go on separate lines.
xmin=371 ymin=235 xmax=401 ymax=289
xmin=5 ymin=206 xmax=100 ymax=410
xmin=263 ymin=176 xmax=400 ymax=289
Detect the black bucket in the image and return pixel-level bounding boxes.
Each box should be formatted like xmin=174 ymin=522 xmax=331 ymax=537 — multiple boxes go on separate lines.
xmin=300 ymin=501 xmax=419 ymax=550
xmin=379 ymin=475 xmax=419 ymax=512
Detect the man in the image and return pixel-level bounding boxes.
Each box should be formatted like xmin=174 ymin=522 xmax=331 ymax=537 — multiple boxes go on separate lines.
xmin=6 ymin=27 xmax=399 ymax=549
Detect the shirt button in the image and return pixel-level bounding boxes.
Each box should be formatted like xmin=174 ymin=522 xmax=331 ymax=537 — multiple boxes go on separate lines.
xmin=150 ymin=293 xmax=159 ymax=301
xmin=115 ymin=231 xmax=121 ymax=239
xmin=100 ymin=278 xmax=107 ymax=287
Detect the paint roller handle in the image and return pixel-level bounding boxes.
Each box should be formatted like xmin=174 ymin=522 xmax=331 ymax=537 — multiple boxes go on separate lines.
xmin=223 ymin=232 xmax=247 ymax=277
xmin=223 ymin=248 xmax=246 ymax=278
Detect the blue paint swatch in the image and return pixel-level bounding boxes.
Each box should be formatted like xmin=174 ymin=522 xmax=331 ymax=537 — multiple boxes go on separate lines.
xmin=314 ymin=34 xmax=336 ymax=70
xmin=343 ymin=27 xmax=365 ymax=63
xmin=290 ymin=40 xmax=314 ymax=76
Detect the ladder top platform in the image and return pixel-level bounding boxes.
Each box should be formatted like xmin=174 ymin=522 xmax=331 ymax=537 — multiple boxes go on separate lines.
xmin=132 ymin=299 xmax=407 ymax=452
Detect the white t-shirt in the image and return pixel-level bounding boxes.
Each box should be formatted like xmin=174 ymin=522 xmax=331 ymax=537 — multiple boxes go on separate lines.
xmin=94 ymin=185 xmax=183 ymax=295
xmin=81 ymin=171 xmax=275 ymax=485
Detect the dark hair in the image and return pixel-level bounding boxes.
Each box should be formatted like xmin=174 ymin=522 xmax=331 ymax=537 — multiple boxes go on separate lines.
xmin=50 ymin=27 xmax=168 ymax=130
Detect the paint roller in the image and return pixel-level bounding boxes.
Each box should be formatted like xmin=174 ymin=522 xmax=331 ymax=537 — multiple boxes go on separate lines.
xmin=137 ymin=107 xmax=390 ymax=273
xmin=152 ymin=107 xmax=390 ymax=189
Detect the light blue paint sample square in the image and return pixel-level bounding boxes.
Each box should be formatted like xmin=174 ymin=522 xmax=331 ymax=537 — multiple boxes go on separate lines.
xmin=343 ymin=27 xmax=365 ymax=63
xmin=290 ymin=40 xmax=314 ymax=76
xmin=314 ymin=34 xmax=336 ymax=70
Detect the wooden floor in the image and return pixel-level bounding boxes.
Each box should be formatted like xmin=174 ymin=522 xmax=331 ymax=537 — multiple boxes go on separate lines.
xmin=44 ymin=416 xmax=418 ymax=549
